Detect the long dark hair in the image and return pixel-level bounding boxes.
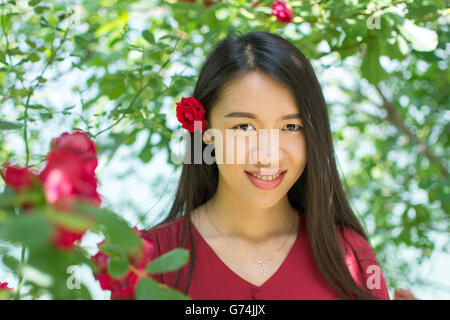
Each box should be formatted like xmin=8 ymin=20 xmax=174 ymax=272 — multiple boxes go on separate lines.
xmin=152 ymin=30 xmax=379 ymax=300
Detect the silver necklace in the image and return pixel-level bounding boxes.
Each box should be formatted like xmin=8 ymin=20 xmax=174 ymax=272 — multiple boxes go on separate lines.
xmin=205 ymin=204 xmax=296 ymax=277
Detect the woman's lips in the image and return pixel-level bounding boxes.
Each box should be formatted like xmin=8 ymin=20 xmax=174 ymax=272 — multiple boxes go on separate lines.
xmin=245 ymin=170 xmax=286 ymax=190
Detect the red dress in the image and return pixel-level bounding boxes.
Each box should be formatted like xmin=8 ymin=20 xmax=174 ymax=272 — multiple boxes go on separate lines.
xmin=111 ymin=210 xmax=390 ymax=300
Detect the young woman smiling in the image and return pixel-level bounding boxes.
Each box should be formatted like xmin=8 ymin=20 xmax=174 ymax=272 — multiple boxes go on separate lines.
xmin=111 ymin=30 xmax=390 ymax=300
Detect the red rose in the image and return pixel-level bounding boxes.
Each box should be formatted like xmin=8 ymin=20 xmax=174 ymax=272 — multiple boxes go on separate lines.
xmin=40 ymin=151 xmax=100 ymax=210
xmin=91 ymin=229 xmax=155 ymax=295
xmin=252 ymin=1 xmax=259 ymax=7
xmin=92 ymin=250 xmax=141 ymax=295
xmin=1 ymin=163 xmax=40 ymax=192
xmin=39 ymin=131 xmax=101 ymax=250
xmin=40 ymin=150 xmax=100 ymax=250
xmin=51 ymin=227 xmax=86 ymax=250
xmin=51 ymin=131 xmax=98 ymax=174
xmin=176 ymin=96 xmax=207 ymax=133
xmin=272 ymin=0 xmax=293 ymax=24
xmin=0 ymin=282 xmax=12 ymax=290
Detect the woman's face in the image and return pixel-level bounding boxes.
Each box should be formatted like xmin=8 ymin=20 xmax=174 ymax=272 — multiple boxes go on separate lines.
xmin=204 ymin=71 xmax=307 ymax=208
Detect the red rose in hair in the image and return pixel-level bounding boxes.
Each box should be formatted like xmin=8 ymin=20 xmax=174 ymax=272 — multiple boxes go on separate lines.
xmin=272 ymin=0 xmax=293 ymax=24
xmin=91 ymin=228 xmax=155 ymax=295
xmin=176 ymin=96 xmax=208 ymax=132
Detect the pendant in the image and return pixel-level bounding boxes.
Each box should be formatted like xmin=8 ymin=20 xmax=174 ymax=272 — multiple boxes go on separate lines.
xmin=260 ymin=263 xmax=266 ymax=277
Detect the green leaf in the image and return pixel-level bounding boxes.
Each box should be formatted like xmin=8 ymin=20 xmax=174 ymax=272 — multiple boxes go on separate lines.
xmin=46 ymin=208 xmax=96 ymax=233
xmin=360 ymin=40 xmax=387 ymax=85
xmin=25 ymin=39 xmax=37 ymax=48
xmin=28 ymin=0 xmax=41 ymax=6
xmin=34 ymin=6 xmax=50 ymax=14
xmin=138 ymin=143 xmax=152 ymax=163
xmin=27 ymin=104 xmax=51 ymax=111
xmin=142 ymin=30 xmax=155 ymax=44
xmin=76 ymin=203 xmax=142 ymax=254
xmin=0 ymin=214 xmax=52 ymax=246
xmin=0 ymin=120 xmax=23 ymax=130
xmin=146 ymin=248 xmax=189 ymax=274
xmin=39 ymin=112 xmax=53 ymax=120
xmin=108 ymin=255 xmax=129 ymax=278
xmin=2 ymin=254 xmax=19 ymax=273
xmin=135 ymin=276 xmax=191 ymax=300
xmin=99 ymin=75 xmax=125 ymax=100
xmin=27 ymin=53 xmax=40 ymax=62
xmin=99 ymin=242 xmax=126 ymax=257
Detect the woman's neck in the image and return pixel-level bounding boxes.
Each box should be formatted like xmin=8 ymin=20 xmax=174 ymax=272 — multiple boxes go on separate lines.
xmin=204 ymin=191 xmax=299 ymax=244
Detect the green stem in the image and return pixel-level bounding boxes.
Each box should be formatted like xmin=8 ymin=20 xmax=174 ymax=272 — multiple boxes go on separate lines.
xmin=13 ymin=246 xmax=26 ymax=300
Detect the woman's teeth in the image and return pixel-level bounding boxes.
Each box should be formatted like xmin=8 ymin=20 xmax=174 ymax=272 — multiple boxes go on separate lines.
xmin=249 ymin=172 xmax=281 ymax=181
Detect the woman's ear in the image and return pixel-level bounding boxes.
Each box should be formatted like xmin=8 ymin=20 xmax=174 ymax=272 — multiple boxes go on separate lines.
xmin=203 ymin=134 xmax=214 ymax=145
xmin=202 ymin=127 xmax=215 ymax=145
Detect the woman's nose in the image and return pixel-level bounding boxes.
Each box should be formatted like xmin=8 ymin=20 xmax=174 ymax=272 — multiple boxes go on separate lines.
xmin=249 ymin=131 xmax=281 ymax=169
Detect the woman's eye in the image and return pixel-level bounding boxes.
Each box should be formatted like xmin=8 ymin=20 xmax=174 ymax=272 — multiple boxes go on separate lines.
xmin=283 ymin=124 xmax=303 ymax=132
xmin=232 ymin=124 xmax=255 ymax=131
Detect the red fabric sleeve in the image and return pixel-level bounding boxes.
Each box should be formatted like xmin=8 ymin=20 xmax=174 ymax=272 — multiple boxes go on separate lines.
xmin=339 ymin=227 xmax=390 ymax=300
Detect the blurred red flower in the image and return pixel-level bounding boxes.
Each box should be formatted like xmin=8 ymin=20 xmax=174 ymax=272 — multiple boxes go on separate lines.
xmin=0 ymin=282 xmax=12 ymax=290
xmin=1 ymin=163 xmax=40 ymax=192
xmin=272 ymin=0 xmax=293 ymax=24
xmin=1 ymin=131 xmax=102 ymax=250
xmin=51 ymin=131 xmax=98 ymax=174
xmin=91 ymin=228 xmax=155 ymax=295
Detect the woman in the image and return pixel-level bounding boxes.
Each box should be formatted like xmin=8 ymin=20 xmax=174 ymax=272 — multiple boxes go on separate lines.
xmin=112 ymin=30 xmax=390 ymax=300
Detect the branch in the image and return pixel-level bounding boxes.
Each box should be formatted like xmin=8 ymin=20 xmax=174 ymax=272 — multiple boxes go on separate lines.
xmin=375 ymin=85 xmax=449 ymax=178
xmin=93 ymin=34 xmax=183 ymax=138
xmin=22 ymin=22 xmax=71 ymax=166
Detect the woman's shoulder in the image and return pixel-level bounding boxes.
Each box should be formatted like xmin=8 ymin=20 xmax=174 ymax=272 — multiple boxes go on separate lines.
xmin=337 ymin=226 xmax=375 ymax=260
xmin=142 ymin=215 xmax=185 ymax=239
xmin=337 ymin=226 xmax=390 ymax=299
xmin=141 ymin=215 xmax=187 ymax=255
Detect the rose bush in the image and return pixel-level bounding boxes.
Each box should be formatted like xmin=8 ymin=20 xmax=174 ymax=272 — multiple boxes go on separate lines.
xmin=91 ymin=228 xmax=155 ymax=295
xmin=0 ymin=0 xmax=444 ymax=300
xmin=0 ymin=131 xmax=190 ymax=300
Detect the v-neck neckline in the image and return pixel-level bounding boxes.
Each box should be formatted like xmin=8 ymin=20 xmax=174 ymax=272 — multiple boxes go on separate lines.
xmin=190 ymin=210 xmax=302 ymax=290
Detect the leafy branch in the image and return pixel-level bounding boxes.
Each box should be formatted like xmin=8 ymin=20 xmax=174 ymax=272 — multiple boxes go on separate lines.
xmin=375 ymin=85 xmax=449 ymax=178
xmin=93 ymin=34 xmax=183 ymax=138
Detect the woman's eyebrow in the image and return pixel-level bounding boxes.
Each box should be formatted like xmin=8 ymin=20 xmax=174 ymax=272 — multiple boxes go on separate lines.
xmin=224 ymin=112 xmax=301 ymax=120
